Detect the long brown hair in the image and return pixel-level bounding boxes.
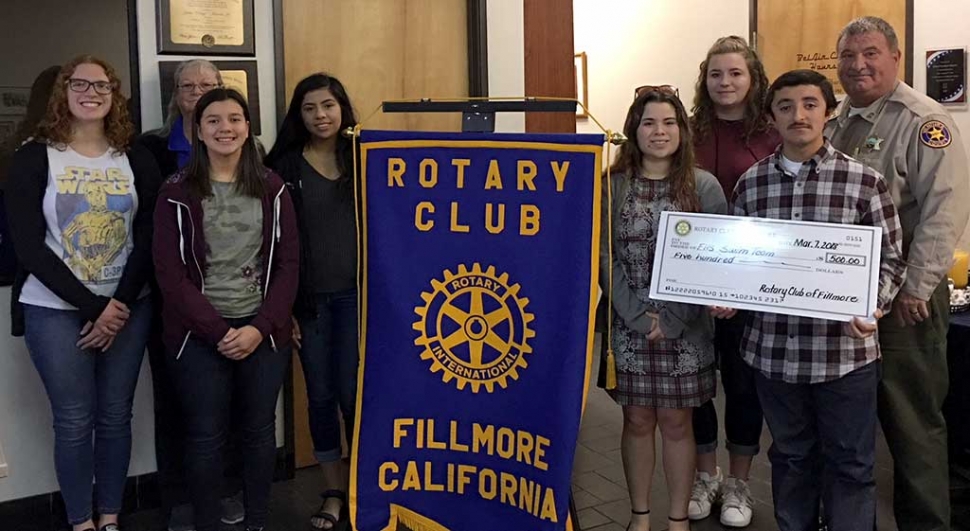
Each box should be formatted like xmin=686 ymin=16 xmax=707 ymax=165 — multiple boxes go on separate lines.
xmin=610 ymin=90 xmax=700 ymax=212
xmin=35 ymin=55 xmax=133 ymax=151
xmin=184 ymin=88 xmax=265 ymax=199
xmin=690 ymin=36 xmax=771 ymax=144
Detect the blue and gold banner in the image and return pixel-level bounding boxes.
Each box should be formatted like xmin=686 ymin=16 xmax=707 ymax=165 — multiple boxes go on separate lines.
xmin=351 ymin=130 xmax=603 ymax=531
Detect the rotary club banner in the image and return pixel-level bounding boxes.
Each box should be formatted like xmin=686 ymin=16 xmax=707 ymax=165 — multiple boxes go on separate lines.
xmin=350 ymin=130 xmax=603 ymax=531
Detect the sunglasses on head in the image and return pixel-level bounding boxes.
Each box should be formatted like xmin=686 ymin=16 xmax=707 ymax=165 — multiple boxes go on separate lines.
xmin=634 ymin=84 xmax=679 ymax=98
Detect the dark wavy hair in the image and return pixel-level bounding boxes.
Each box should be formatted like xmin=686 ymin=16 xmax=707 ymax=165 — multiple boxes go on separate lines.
xmin=35 ymin=55 xmax=133 ymax=151
xmin=265 ymin=73 xmax=359 ymax=188
xmin=765 ymin=69 xmax=838 ymax=118
xmin=610 ymin=90 xmax=700 ymax=212
xmin=184 ymin=88 xmax=265 ymax=199
xmin=690 ymin=36 xmax=771 ymax=144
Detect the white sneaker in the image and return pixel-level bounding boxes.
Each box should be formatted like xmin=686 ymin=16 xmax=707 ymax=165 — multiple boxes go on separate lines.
xmin=688 ymin=466 xmax=723 ymax=520
xmin=720 ymin=477 xmax=754 ymax=527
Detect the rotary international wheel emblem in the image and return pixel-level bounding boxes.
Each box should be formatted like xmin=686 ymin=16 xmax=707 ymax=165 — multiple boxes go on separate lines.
xmin=413 ymin=263 xmax=535 ymax=393
xmin=675 ymin=220 xmax=692 ymax=236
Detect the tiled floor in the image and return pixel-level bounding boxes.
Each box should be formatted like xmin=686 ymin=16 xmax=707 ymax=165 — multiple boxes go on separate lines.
xmin=571 ymin=360 xmax=899 ymax=531
xmin=114 ymin=342 xmax=968 ymax=531
xmin=574 ymin=333 xmax=915 ymax=531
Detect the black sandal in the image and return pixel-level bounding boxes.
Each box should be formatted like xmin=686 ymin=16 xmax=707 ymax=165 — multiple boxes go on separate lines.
xmin=311 ymin=490 xmax=346 ymax=530
xmin=627 ymin=509 xmax=650 ymax=531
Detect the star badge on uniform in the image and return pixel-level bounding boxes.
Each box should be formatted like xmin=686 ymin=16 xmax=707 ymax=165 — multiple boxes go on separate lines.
xmin=865 ymin=136 xmax=884 ymax=151
xmin=919 ymin=119 xmax=952 ymax=148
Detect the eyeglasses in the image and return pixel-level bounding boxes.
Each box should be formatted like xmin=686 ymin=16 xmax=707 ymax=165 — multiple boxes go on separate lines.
xmin=177 ymin=82 xmax=222 ymax=94
xmin=634 ymin=84 xmax=679 ymax=98
xmin=67 ymin=79 xmax=115 ymax=95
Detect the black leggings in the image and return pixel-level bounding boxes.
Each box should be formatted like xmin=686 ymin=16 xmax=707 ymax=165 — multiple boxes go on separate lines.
xmin=693 ymin=314 xmax=763 ymax=456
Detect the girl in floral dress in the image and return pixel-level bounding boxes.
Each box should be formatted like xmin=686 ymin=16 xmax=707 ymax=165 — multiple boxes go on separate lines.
xmin=601 ymin=87 xmax=726 ymax=531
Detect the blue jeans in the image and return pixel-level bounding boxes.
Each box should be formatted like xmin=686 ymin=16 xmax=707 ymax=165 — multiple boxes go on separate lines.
xmin=298 ymin=289 xmax=359 ymax=464
xmin=168 ymin=318 xmax=290 ymax=531
xmin=23 ymin=297 xmax=151 ymax=525
xmin=756 ymin=362 xmax=879 ymax=531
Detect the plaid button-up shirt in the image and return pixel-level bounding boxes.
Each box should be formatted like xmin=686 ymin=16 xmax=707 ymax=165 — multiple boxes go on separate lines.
xmin=732 ymin=141 xmax=906 ymax=383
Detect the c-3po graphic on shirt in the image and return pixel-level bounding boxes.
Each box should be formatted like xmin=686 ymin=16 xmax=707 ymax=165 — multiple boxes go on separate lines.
xmin=54 ymin=166 xmax=133 ymax=283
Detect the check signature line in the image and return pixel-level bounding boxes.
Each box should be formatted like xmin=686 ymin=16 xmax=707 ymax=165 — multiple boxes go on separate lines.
xmin=768 ymin=254 xmax=817 ymax=262
xmin=735 ymin=261 xmax=811 ymax=271
xmin=671 ymin=280 xmax=735 ymax=290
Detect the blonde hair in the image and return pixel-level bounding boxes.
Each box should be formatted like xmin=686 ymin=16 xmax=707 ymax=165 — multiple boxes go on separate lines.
xmin=157 ymin=59 xmax=223 ymax=136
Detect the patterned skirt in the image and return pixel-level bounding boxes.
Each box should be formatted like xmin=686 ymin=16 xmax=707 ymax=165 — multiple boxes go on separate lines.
xmin=608 ymin=322 xmax=716 ymax=409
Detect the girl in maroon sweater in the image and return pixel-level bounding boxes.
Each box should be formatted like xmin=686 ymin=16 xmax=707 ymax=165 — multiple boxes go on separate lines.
xmin=153 ymin=88 xmax=298 ymax=531
xmin=687 ymin=36 xmax=781 ymax=528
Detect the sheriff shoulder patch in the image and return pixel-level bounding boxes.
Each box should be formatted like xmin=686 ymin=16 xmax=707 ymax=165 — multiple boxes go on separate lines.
xmin=920 ymin=120 xmax=952 ymax=148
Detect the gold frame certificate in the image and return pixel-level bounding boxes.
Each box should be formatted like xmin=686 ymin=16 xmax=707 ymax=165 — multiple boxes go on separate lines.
xmin=157 ymin=0 xmax=255 ymax=56
xmin=648 ymin=212 xmax=882 ymax=322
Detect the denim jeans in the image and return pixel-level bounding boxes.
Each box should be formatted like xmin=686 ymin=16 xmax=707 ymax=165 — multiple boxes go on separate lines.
xmin=297 ymin=289 xmax=360 ymax=464
xmin=756 ymin=362 xmax=879 ymax=531
xmin=146 ymin=294 xmax=243 ymax=522
xmin=167 ymin=317 xmax=289 ymax=531
xmin=693 ymin=314 xmax=764 ymax=456
xmin=23 ymin=297 xmax=151 ymax=525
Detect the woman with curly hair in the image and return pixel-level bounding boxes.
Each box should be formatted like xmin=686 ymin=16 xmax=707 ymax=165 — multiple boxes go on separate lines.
xmin=4 ymin=56 xmax=161 ymax=531
xmin=687 ymin=36 xmax=780 ymax=528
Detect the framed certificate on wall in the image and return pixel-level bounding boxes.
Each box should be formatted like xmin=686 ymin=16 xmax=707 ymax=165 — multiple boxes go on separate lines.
xmin=157 ymin=0 xmax=255 ymax=56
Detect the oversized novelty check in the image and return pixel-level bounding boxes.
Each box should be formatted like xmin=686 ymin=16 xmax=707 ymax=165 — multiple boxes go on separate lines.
xmin=649 ymin=212 xmax=882 ymax=322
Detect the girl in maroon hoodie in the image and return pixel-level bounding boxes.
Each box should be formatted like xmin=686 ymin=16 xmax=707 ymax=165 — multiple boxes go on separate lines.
xmin=687 ymin=36 xmax=781 ymax=528
xmin=152 ymin=88 xmax=298 ymax=531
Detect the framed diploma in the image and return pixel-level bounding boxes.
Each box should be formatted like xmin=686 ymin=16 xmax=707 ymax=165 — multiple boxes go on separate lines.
xmin=926 ymin=48 xmax=967 ymax=105
xmin=159 ymin=60 xmax=262 ymax=134
xmin=648 ymin=212 xmax=883 ymax=322
xmin=157 ymin=0 xmax=255 ymax=56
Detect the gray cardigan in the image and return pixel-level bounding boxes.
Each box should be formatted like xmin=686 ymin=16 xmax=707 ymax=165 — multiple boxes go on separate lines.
xmin=599 ymin=168 xmax=727 ymax=354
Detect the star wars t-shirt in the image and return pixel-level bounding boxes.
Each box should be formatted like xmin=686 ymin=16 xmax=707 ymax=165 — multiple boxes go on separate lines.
xmin=19 ymin=146 xmax=138 ymax=309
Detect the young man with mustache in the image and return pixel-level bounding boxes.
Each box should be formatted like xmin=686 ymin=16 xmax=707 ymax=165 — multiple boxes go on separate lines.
xmin=723 ymin=69 xmax=906 ymax=531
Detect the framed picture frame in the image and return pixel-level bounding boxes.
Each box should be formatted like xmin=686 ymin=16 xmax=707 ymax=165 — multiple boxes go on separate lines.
xmin=0 ymin=438 xmax=7 ymax=478
xmin=157 ymin=0 xmax=255 ymax=56
xmin=926 ymin=47 xmax=967 ymax=105
xmin=0 ymin=115 xmax=20 ymax=144
xmin=0 ymin=87 xmax=30 ymax=115
xmin=159 ymin=60 xmax=261 ymax=134
xmin=574 ymin=52 xmax=588 ymax=119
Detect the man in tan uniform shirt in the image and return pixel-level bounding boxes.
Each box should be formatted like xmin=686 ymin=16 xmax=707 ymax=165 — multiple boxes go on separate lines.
xmin=826 ymin=16 xmax=970 ymax=531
